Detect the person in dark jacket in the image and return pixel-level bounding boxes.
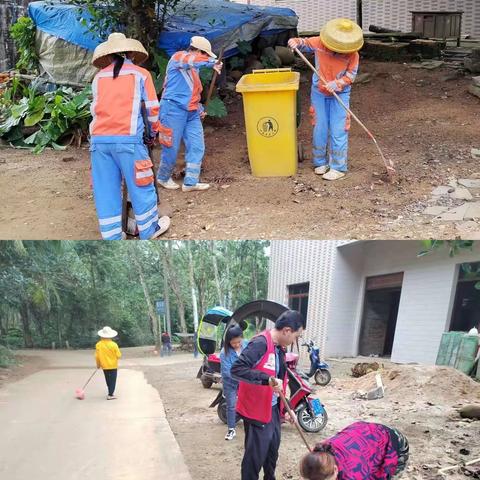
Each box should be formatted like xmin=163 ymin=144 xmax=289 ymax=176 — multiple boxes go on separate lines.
xmin=231 ymin=310 xmax=304 ymax=480
xmin=299 ymin=421 xmax=410 ymax=480
xmin=220 ymin=325 xmax=248 ymax=441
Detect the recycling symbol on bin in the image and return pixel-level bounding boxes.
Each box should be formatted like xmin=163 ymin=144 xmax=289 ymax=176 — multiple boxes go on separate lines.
xmin=257 ymin=117 xmax=279 ymax=138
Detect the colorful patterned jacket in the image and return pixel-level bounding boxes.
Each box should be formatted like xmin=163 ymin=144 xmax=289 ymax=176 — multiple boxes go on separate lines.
xmin=326 ymin=422 xmax=398 ymax=479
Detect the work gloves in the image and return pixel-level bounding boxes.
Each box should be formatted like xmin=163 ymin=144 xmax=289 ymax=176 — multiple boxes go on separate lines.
xmin=288 ymin=38 xmax=302 ymax=49
xmin=213 ymin=61 xmax=223 ymax=75
xmin=325 ymin=80 xmax=340 ymax=94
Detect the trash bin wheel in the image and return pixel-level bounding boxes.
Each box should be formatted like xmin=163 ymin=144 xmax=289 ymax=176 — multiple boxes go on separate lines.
xmin=298 ymin=141 xmax=306 ymax=163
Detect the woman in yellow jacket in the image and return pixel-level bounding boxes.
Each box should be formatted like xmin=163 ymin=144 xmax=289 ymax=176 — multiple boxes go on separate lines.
xmin=95 ymin=326 xmax=122 ymax=400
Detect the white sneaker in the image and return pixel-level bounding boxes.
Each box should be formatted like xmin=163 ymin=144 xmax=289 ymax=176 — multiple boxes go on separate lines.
xmin=158 ymin=178 xmax=180 ymax=190
xmin=107 ymin=395 xmax=117 ymax=400
xmin=323 ymin=169 xmax=346 ymax=181
xmin=225 ymin=429 xmax=236 ymax=441
xmin=182 ymin=183 xmax=210 ymax=192
xmin=314 ymin=166 xmax=329 ymax=175
xmin=150 ymin=216 xmax=171 ymax=239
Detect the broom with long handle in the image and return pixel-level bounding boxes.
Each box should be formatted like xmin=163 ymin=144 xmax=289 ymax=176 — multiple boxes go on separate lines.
xmin=293 ymin=47 xmax=396 ymax=180
xmin=75 ymin=368 xmax=98 ymax=400
xmin=271 ymin=377 xmax=312 ymax=451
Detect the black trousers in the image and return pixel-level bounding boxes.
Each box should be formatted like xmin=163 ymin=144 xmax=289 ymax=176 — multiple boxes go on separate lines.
xmin=241 ymin=405 xmax=281 ymax=480
xmin=103 ymin=369 xmax=117 ymax=396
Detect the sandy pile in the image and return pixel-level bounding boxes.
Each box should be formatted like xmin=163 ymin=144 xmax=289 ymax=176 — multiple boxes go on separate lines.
xmin=337 ymin=364 xmax=480 ymax=404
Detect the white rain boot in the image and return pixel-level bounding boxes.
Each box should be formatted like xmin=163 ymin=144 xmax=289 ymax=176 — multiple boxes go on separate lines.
xmin=182 ymin=183 xmax=210 ymax=192
xmin=314 ymin=165 xmax=329 ymax=175
xmin=150 ymin=216 xmax=171 ymax=239
xmin=158 ymin=178 xmax=180 ymax=190
xmin=323 ymin=169 xmax=346 ymax=181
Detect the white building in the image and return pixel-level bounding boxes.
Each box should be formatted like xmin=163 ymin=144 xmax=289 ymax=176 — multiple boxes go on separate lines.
xmin=268 ymin=240 xmax=480 ymax=365
xmin=233 ymin=0 xmax=480 ymax=38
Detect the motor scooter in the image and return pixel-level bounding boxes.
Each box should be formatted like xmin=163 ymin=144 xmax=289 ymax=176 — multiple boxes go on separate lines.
xmin=300 ymin=340 xmax=331 ymax=386
xmin=210 ymin=351 xmax=328 ymax=433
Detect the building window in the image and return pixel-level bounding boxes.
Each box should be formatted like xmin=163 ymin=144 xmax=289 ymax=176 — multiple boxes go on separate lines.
xmin=288 ymin=282 xmax=309 ymax=328
xmin=450 ymin=262 xmax=480 ymax=332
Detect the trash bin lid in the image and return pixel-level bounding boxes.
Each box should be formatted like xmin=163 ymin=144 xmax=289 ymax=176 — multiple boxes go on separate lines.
xmin=236 ymin=69 xmax=300 ymax=93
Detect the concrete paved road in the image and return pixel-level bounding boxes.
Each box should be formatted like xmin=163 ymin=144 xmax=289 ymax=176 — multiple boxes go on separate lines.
xmin=0 ymin=351 xmax=193 ymax=480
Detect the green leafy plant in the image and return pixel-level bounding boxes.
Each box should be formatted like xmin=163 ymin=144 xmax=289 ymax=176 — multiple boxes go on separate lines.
xmin=0 ymin=83 xmax=92 ymax=153
xmin=261 ymin=52 xmax=281 ymax=69
xmin=206 ymin=97 xmax=227 ymax=118
xmin=198 ymin=68 xmax=227 ymax=118
xmin=0 ymin=345 xmax=16 ymax=366
xmin=9 ymin=17 xmax=39 ymax=73
xmin=418 ymin=240 xmax=479 ymax=289
xmin=228 ymin=56 xmax=245 ymax=70
xmin=70 ymin=0 xmax=186 ymax=57
xmin=150 ymin=49 xmax=170 ymax=92
xmin=418 ymin=240 xmax=475 ymax=258
xmin=237 ymin=40 xmax=252 ymax=56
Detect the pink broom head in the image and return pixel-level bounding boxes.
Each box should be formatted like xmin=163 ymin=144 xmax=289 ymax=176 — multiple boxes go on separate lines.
xmin=75 ymin=388 xmax=85 ymax=400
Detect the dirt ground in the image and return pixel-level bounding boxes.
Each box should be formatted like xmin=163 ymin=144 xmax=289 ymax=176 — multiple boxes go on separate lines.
xmin=1 ymin=60 xmax=479 ymax=240
xmin=0 ymin=355 xmax=48 ymax=389
xmin=2 ymin=350 xmax=479 ymax=478
xmin=143 ymin=358 xmax=480 ymax=480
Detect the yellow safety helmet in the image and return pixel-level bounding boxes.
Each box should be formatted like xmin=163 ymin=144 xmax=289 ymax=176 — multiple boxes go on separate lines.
xmin=320 ymin=18 xmax=364 ymax=54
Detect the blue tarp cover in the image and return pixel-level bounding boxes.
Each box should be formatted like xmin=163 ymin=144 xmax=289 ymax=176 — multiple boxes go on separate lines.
xmin=28 ymin=0 xmax=298 ymax=57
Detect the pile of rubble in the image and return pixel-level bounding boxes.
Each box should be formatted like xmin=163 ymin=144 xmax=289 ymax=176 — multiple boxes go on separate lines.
xmin=358 ymin=25 xmax=480 ymax=75
xmin=340 ymin=364 xmax=480 ymax=404
xmin=469 ymin=75 xmax=480 ymax=99
xmin=422 ymin=165 xmax=480 ymax=238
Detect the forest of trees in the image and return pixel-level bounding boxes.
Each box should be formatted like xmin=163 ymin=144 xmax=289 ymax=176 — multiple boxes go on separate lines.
xmin=0 ymin=241 xmax=269 ymax=350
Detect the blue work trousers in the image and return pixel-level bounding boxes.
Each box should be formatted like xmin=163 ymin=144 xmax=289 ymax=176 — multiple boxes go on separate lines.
xmin=311 ymin=88 xmax=351 ymax=172
xmin=157 ymin=100 xmax=205 ymax=186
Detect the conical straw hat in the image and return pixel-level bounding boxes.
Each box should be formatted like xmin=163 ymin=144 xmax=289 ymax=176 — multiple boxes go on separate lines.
xmin=92 ymin=32 xmax=148 ymax=69
xmin=320 ymin=18 xmax=364 ymax=54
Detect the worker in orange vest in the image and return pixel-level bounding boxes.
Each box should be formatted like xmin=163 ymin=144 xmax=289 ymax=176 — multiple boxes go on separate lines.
xmin=289 ymin=19 xmax=363 ymax=181
xmin=90 ymin=33 xmax=170 ymax=239
xmin=156 ymin=36 xmax=222 ymax=192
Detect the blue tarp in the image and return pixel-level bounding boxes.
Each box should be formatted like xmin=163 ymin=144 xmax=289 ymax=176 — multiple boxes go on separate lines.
xmin=28 ymin=0 xmax=298 ymax=58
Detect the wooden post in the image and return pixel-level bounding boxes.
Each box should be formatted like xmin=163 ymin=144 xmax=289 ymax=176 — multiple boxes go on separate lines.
xmin=356 ymin=0 xmax=363 ymax=29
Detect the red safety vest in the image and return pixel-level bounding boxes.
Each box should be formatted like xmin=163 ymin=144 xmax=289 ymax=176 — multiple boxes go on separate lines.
xmin=236 ymin=330 xmax=287 ymax=424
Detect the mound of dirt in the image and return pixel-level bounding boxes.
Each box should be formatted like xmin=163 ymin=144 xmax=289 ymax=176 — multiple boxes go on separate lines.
xmin=339 ymin=364 xmax=480 ymax=404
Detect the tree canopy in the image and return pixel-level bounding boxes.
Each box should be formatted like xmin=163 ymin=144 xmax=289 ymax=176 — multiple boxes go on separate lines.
xmin=0 ymin=240 xmax=269 ymax=349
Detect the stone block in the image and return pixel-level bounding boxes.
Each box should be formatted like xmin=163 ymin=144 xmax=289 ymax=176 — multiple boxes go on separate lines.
xmin=464 ymin=202 xmax=480 ymax=220
xmin=450 ymin=187 xmax=473 ymax=201
xmin=458 ymin=179 xmax=480 ymax=189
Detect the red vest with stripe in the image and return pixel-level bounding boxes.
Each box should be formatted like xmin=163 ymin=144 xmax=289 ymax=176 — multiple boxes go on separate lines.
xmin=236 ymin=330 xmax=287 ymax=424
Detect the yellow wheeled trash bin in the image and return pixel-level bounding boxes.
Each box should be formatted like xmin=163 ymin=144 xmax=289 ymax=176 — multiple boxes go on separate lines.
xmin=236 ymin=68 xmax=300 ymax=177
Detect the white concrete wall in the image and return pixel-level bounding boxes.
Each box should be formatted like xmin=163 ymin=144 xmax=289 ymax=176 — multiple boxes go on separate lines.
xmin=232 ymin=0 xmax=480 ymax=37
xmin=268 ymin=240 xmax=340 ymax=359
xmin=340 ymin=241 xmax=480 ymax=364
xmin=324 ymin=243 xmax=366 ymax=358
xmin=268 ymin=240 xmax=480 ymax=365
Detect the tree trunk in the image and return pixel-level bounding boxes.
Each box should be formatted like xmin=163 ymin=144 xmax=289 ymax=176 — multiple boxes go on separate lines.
xmin=186 ymin=242 xmax=199 ymax=332
xmin=130 ymin=251 xmax=161 ymax=350
xmin=225 ymin=246 xmax=232 ymax=310
xmin=210 ymin=241 xmax=223 ymax=305
xmin=164 ymin=242 xmax=187 ymax=333
xmin=57 ymin=310 xmax=62 ymax=345
xmin=162 ymin=253 xmax=172 ymax=337
xmin=20 ymin=304 xmax=34 ymax=348
xmin=252 ymin=244 xmax=259 ymax=300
